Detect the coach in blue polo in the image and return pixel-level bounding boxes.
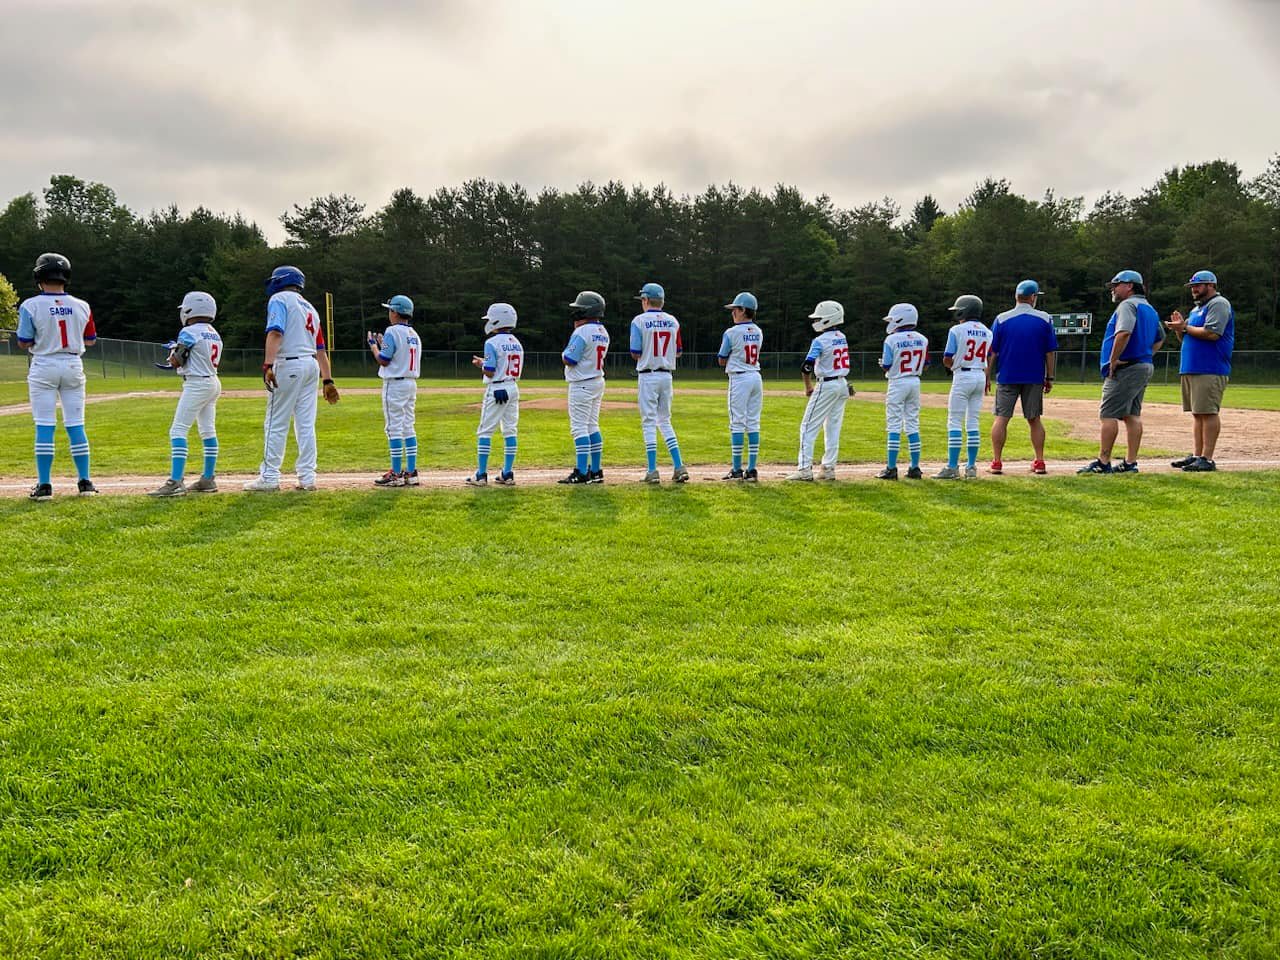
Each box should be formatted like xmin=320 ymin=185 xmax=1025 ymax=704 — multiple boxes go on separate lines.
xmin=988 ymin=280 xmax=1058 ymax=475
xmin=1165 ymin=270 xmax=1234 ymax=472
xmin=1078 ymin=270 xmax=1164 ymax=475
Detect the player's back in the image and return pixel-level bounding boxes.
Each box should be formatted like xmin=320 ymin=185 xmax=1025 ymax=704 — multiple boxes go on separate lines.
xmin=485 ymin=332 xmax=524 ymax=383
xmin=721 ymin=323 xmax=763 ymax=373
xmin=178 ymin=322 xmax=222 ymax=376
xmin=884 ymin=329 xmax=929 ymax=379
xmin=268 ymin=290 xmax=323 ymax=356
xmin=565 ymin=322 xmax=610 ymax=381
xmin=946 ymin=321 xmax=992 ymax=371
xmin=809 ymin=329 xmax=850 ymax=378
xmin=19 ymin=292 xmax=95 ymax=356
xmin=380 ymin=325 xmax=421 ymax=379
xmin=631 ymin=310 xmax=680 ymax=371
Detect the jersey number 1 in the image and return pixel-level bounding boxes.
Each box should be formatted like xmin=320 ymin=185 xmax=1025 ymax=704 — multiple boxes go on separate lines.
xmin=744 ymin=344 xmax=759 ymax=365
xmin=58 ymin=319 xmax=69 ymax=349
xmin=653 ymin=330 xmax=672 ymax=357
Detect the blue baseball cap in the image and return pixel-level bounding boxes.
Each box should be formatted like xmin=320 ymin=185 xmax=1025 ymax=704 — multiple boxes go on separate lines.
xmin=1187 ymin=270 xmax=1218 ymax=286
xmin=637 ymin=282 xmax=665 ymax=301
xmin=1109 ymin=269 xmax=1143 ymax=287
xmin=1015 ymin=279 xmax=1039 ymax=297
xmin=724 ymin=291 xmax=758 ymax=311
xmin=380 ymin=294 xmax=414 ymax=316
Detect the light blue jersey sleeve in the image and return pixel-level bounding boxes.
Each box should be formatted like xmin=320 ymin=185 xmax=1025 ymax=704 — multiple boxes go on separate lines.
xmin=483 ymin=340 xmax=499 ymax=373
xmin=944 ymin=329 xmax=959 ymax=357
xmin=17 ymin=303 xmax=36 ymax=342
xmin=378 ymin=326 xmax=397 ymax=362
xmin=563 ymin=333 xmax=586 ymax=365
xmin=629 ymin=319 xmax=643 ymax=354
xmin=881 ymin=339 xmax=894 ymax=369
xmin=265 ymin=298 xmax=287 ymax=334
xmin=805 ymin=337 xmax=823 ymax=362
xmin=717 ymin=330 xmax=732 ymax=359
xmin=177 ymin=328 xmax=198 ymax=347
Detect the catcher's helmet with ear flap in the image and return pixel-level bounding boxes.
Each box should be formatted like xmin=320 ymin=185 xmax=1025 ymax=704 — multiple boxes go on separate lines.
xmin=33 ymin=252 xmax=71 ymax=285
xmin=808 ymin=300 xmax=844 ymax=332
xmin=947 ymin=294 xmax=983 ymax=321
xmin=568 ymin=290 xmax=606 ymax=320
xmin=482 ymin=302 xmax=518 ymax=335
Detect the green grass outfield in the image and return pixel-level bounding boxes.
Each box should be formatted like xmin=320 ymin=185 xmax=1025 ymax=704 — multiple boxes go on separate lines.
xmin=0 ymin=382 xmax=1109 ymax=476
xmin=2 ymin=478 xmax=1279 ymax=957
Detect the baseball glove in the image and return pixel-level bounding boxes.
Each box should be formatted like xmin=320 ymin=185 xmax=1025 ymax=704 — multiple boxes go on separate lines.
xmin=323 ymin=379 xmax=340 ymax=404
xmin=262 ymin=363 xmax=278 ymax=392
xmin=847 ymin=381 xmax=856 ymax=397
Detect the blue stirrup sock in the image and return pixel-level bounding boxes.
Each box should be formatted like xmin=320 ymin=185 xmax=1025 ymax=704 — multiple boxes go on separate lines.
xmin=202 ymin=436 xmax=218 ymax=478
xmin=887 ymin=432 xmax=901 ymax=469
xmin=731 ymin=431 xmax=744 ymax=471
xmin=405 ymin=436 xmax=417 ymax=473
xmin=170 ymin=437 xmax=189 ymax=481
xmin=589 ymin=432 xmax=602 ymax=472
xmin=966 ymin=429 xmax=980 ymax=468
xmin=908 ymin=433 xmax=921 ymax=469
xmin=66 ymin=425 xmax=90 ymax=480
xmin=664 ymin=432 xmax=683 ymax=470
xmin=645 ymin=444 xmax=657 ymax=472
xmin=476 ymin=437 xmax=491 ymax=476
xmin=389 ymin=437 xmax=404 ymax=474
xmin=947 ymin=429 xmax=962 ymax=470
xmin=575 ymin=436 xmax=590 ymax=474
xmin=503 ymin=436 xmax=517 ymax=475
xmin=35 ymin=424 xmax=55 ymax=484
xmin=747 ymin=431 xmax=759 ymax=470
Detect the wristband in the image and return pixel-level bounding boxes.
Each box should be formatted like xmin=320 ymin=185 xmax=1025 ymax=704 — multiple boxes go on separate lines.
xmin=1045 ymin=376 xmax=1055 ymax=381
xmin=262 ymin=362 xmax=274 ymax=372
xmin=323 ymin=378 xmax=334 ymax=386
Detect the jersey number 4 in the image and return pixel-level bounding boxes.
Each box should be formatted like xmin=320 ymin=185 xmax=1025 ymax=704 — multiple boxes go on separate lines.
xmin=962 ymin=339 xmax=988 ymax=362
xmin=305 ymin=312 xmax=316 ymax=335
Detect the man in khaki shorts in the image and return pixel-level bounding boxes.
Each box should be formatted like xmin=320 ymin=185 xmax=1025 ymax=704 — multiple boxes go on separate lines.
xmin=1166 ymin=270 xmax=1234 ymax=472
xmin=988 ymin=280 xmax=1058 ymax=474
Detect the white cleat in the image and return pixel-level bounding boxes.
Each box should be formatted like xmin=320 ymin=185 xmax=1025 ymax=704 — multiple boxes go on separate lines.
xmin=817 ymin=465 xmax=837 ymax=481
xmin=243 ymin=478 xmax=280 ymax=492
xmin=148 ymin=478 xmax=187 ymax=498
xmin=295 ymin=480 xmax=317 ymax=492
xmin=642 ymin=470 xmax=661 ymax=483
xmin=933 ymin=466 xmax=962 ymax=480
xmin=785 ymin=468 xmax=814 ymax=482
xmin=963 ymin=465 xmax=978 ymax=480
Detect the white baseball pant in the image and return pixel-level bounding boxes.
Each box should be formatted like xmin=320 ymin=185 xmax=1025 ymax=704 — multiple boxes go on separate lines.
xmin=568 ymin=378 xmax=605 ymax=439
xmin=381 ymin=378 xmax=417 ymax=440
xmin=947 ymin=370 xmax=985 ymax=436
xmin=798 ymin=378 xmax=848 ymax=470
xmin=637 ymin=371 xmax=677 ymax=448
xmin=28 ymin=356 xmax=87 ymax=427
xmin=477 ymin=382 xmax=520 ymax=438
xmin=259 ymin=355 xmax=320 ymax=484
xmin=170 ymin=376 xmax=221 ymax=440
xmin=885 ymin=377 xmax=922 ymax=434
xmin=728 ymin=371 xmax=763 ymax=432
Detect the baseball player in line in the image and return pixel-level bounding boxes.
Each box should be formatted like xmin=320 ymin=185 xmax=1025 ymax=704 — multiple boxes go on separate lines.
xmin=149 ymin=292 xmax=223 ymax=496
xmin=630 ymin=282 xmax=688 ymax=483
xmin=935 ymin=295 xmax=991 ymax=479
xmin=244 ymin=266 xmax=340 ymax=492
xmin=718 ymin=292 xmax=763 ymax=482
xmin=466 ymin=303 xmax=524 ymax=486
xmin=786 ymin=300 xmax=850 ymax=481
xmin=558 ymin=291 xmax=610 ymax=484
xmin=17 ymin=253 xmax=98 ymax=500
xmin=877 ymin=303 xmax=928 ymax=480
xmin=368 ymin=295 xmax=421 ymax=487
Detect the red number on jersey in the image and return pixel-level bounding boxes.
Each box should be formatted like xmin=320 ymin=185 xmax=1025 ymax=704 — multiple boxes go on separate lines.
xmin=899 ymin=349 xmax=924 ymax=374
xmin=305 ymin=312 xmax=316 ymax=335
xmin=506 ymin=353 xmax=522 ymax=377
xmin=58 ymin=319 xmax=68 ymax=349
xmin=962 ymin=339 xmax=988 ymax=362
xmin=653 ymin=329 xmax=672 ymax=357
xmin=833 ymin=346 xmax=850 ymax=371
xmin=596 ymin=345 xmax=607 ymax=369
xmin=210 ymin=344 xmax=221 ymax=367
xmin=744 ymin=344 xmax=759 ymax=365
xmin=409 ymin=347 xmax=416 ymax=371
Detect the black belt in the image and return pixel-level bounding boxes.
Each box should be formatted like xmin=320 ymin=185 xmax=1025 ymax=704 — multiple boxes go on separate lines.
xmin=729 ymin=370 xmax=760 ymax=375
xmin=821 ymin=376 xmax=845 ymax=382
xmin=183 ymin=374 xmax=213 ymax=379
xmin=958 ymin=367 xmax=981 ymax=372
xmin=491 ymin=379 xmax=514 ymax=384
xmin=387 ymin=376 xmax=407 ymax=380
xmin=283 ymin=356 xmax=301 ymax=360
xmin=638 ymin=369 xmax=672 ymax=374
xmin=572 ymin=376 xmax=603 ymax=382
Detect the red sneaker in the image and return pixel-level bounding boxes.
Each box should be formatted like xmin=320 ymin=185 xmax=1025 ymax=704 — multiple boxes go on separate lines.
xmin=1031 ymin=460 xmax=1047 ymax=475
xmin=989 ymin=460 xmax=1003 ymax=475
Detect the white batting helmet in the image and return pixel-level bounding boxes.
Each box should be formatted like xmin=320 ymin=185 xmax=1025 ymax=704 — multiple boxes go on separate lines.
xmin=883 ymin=303 xmax=918 ymax=333
xmin=482 ymin=302 xmax=518 ymax=336
xmin=179 ymin=291 xmax=217 ymax=323
xmin=808 ymin=300 xmax=844 ymax=332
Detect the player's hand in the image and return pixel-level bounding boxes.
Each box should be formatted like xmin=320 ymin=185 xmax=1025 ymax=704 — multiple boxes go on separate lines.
xmin=1043 ymin=378 xmax=1053 ymax=395
xmin=366 ymin=331 xmax=379 ymax=347
xmin=805 ymin=386 xmax=814 ymax=397
xmin=1105 ymin=363 xmax=1117 ymax=380
xmin=262 ymin=363 xmax=278 ymax=392
xmin=471 ymin=355 xmax=485 ymax=369
xmin=323 ymin=379 xmax=340 ymax=404
xmin=984 ymin=381 xmax=991 ymax=396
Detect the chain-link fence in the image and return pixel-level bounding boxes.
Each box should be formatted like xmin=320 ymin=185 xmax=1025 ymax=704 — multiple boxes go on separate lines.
xmin=3 ymin=334 xmax=1280 ymax=384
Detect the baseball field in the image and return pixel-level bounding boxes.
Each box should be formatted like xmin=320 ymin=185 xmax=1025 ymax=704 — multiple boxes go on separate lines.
xmin=3 ymin=379 xmax=1279 ymax=958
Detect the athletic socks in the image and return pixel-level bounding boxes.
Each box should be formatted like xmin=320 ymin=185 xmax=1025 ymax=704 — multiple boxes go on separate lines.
xmin=575 ymin=436 xmax=590 ymax=475
xmin=747 ymin=431 xmax=759 ymax=471
xmin=170 ymin=437 xmax=189 ymax=482
xmin=476 ymin=437 xmax=491 ymax=476
xmin=589 ymin=432 xmax=603 ymax=473
xmin=731 ymin=431 xmax=744 ymax=472
xmin=646 ymin=445 xmax=657 ymax=473
xmin=966 ymin=429 xmax=980 ymax=469
xmin=908 ymin=432 xmax=921 ymax=469
xmin=504 ymin=435 xmax=517 ymax=475
xmin=389 ymin=437 xmax=404 ymax=475
xmin=66 ymin=425 xmax=90 ymax=481
xmin=34 ymin=424 xmax=55 ymax=484
xmin=202 ymin=436 xmax=218 ymax=478
xmin=405 ymin=436 xmax=417 ymax=473
xmin=947 ymin=429 xmax=962 ymax=470
xmin=887 ymin=432 xmax=901 ymax=470
xmin=663 ymin=432 xmax=683 ymax=470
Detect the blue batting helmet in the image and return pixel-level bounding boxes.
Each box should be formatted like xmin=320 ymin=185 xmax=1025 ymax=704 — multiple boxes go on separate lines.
xmin=381 ymin=294 xmax=414 ymax=317
xmin=725 ymin=292 xmax=758 ymax=311
xmin=266 ymin=265 xmax=306 ymax=295
xmin=1187 ymin=270 xmax=1218 ymax=286
xmin=1108 ymin=269 xmax=1143 ymax=287
xmin=637 ymin=282 xmax=665 ymax=301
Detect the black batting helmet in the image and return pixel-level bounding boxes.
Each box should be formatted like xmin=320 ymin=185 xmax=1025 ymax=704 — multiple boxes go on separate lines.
xmin=568 ymin=290 xmax=606 ymax=320
xmin=34 ymin=252 xmax=71 ymax=285
xmin=947 ymin=294 xmax=983 ymax=321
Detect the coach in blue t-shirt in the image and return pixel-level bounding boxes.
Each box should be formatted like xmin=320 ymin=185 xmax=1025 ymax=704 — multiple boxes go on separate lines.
xmin=1165 ymin=270 xmax=1234 ymax=472
xmin=1077 ymin=270 xmax=1165 ymax=475
xmin=989 ymin=280 xmax=1058 ymax=475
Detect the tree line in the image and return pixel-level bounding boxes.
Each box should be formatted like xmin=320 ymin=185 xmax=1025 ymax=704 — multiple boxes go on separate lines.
xmin=2 ymin=159 xmax=1278 ymax=355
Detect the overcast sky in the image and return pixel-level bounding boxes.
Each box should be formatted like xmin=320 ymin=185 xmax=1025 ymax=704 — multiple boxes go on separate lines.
xmin=2 ymin=0 xmax=1277 ymax=241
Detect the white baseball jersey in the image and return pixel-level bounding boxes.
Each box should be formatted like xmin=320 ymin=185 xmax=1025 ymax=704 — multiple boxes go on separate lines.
xmin=176 ymin=322 xmax=222 ymax=377
xmin=563 ymin=322 xmax=610 ymax=382
xmin=17 ymin=293 xmax=96 ymax=356
xmin=718 ymin=323 xmax=763 ymax=373
xmin=805 ymin=330 xmax=850 ymax=379
xmin=378 ymin=324 xmax=421 ymax=379
xmin=944 ymin=321 xmax=993 ymax=372
xmin=630 ymin=310 xmax=681 ymax=371
xmin=882 ymin=330 xmax=929 ymax=379
xmin=265 ymin=290 xmax=325 ymax=357
xmin=483 ymin=332 xmax=524 ymax=383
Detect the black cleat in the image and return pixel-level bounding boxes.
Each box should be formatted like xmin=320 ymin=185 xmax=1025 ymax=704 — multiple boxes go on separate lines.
xmin=1112 ymin=460 xmax=1140 ymax=474
xmin=1077 ymin=459 xmax=1112 ymax=474
xmin=743 ymin=468 xmax=758 ymax=483
xmin=876 ymin=467 xmax=898 ymax=480
xmin=558 ymin=469 xmax=590 ymax=485
xmin=587 ymin=470 xmax=604 ymax=484
xmin=1171 ymin=454 xmax=1198 ymax=469
xmin=722 ymin=468 xmax=744 ymax=481
xmin=77 ymin=479 xmax=99 ymax=496
xmin=905 ymin=466 xmax=923 ymax=480
xmin=29 ymin=482 xmax=53 ymax=501
xmin=1182 ymin=457 xmax=1217 ymax=472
